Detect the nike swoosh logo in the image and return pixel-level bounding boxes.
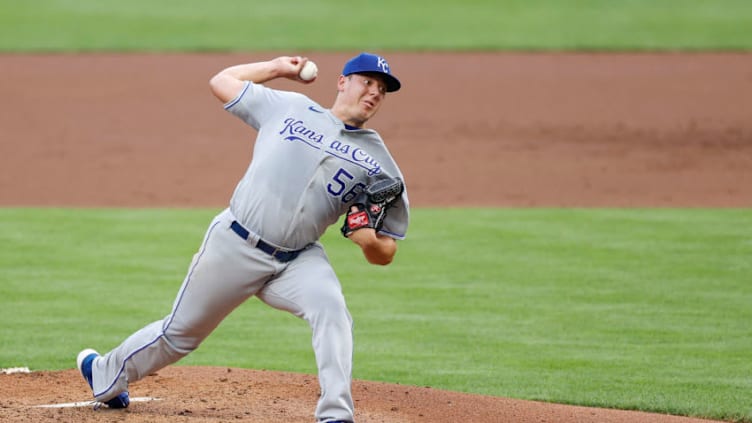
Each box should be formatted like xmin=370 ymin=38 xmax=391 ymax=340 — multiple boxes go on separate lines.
xmin=308 ymin=105 xmax=324 ymax=113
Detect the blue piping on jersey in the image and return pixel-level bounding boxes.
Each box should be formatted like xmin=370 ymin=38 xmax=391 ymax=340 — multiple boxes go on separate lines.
xmin=224 ymin=81 xmax=251 ymax=110
xmin=379 ymin=229 xmax=406 ymax=240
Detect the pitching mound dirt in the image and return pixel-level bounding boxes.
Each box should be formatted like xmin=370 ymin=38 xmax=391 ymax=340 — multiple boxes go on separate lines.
xmin=0 ymin=368 xmax=723 ymax=423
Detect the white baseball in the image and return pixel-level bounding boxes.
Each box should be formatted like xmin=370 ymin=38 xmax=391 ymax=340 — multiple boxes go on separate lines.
xmin=299 ymin=61 xmax=318 ymax=81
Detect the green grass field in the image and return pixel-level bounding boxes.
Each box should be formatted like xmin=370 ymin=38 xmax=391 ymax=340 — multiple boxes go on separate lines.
xmin=1 ymin=209 xmax=751 ymax=421
xmin=1 ymin=0 xmax=751 ymax=52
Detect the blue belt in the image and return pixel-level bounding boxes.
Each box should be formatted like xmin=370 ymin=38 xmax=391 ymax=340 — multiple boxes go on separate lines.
xmin=230 ymin=220 xmax=304 ymax=263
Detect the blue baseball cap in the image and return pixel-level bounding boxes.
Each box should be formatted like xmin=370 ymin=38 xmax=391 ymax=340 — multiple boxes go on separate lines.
xmin=342 ymin=52 xmax=401 ymax=92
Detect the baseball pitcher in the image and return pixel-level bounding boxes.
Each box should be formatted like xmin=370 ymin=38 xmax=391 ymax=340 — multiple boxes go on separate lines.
xmin=75 ymin=52 xmax=409 ymax=423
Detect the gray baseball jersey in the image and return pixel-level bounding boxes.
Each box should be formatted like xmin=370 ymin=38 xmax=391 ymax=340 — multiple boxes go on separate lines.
xmin=227 ymin=81 xmax=409 ymax=249
xmin=84 ymin=80 xmax=409 ymax=423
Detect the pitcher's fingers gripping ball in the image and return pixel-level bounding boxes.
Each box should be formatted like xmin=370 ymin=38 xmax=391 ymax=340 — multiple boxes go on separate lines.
xmin=341 ymin=177 xmax=404 ymax=237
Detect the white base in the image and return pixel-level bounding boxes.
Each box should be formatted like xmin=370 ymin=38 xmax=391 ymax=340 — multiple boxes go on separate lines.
xmin=34 ymin=397 xmax=161 ymax=408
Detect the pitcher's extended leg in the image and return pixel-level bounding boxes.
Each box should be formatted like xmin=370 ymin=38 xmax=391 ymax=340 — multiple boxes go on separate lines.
xmin=90 ymin=211 xmax=276 ymax=402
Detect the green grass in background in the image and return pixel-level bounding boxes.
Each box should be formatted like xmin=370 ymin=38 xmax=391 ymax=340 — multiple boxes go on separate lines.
xmin=0 ymin=0 xmax=751 ymax=52
xmin=0 ymin=208 xmax=750 ymax=421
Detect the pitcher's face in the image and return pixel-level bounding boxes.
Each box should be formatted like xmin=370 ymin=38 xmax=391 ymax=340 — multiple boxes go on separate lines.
xmin=336 ymin=73 xmax=388 ymax=127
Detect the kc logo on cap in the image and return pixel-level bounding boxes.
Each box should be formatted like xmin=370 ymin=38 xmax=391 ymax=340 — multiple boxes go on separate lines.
xmin=342 ymin=52 xmax=401 ymax=92
xmin=376 ymin=56 xmax=390 ymax=73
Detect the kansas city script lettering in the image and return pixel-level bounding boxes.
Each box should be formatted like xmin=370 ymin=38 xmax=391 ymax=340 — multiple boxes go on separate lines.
xmin=280 ymin=118 xmax=382 ymax=175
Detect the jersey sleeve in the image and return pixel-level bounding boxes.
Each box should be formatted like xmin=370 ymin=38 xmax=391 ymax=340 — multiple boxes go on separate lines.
xmin=378 ymin=187 xmax=410 ymax=240
xmin=222 ymin=81 xmax=303 ymax=129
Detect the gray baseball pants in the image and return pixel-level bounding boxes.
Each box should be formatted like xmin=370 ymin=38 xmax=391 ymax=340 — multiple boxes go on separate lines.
xmin=88 ymin=208 xmax=355 ymax=422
